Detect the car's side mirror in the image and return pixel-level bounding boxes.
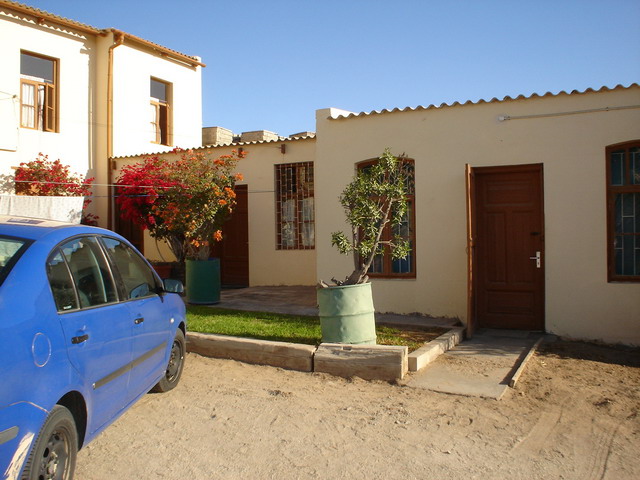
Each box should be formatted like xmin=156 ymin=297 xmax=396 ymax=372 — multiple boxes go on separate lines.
xmin=163 ymin=279 xmax=184 ymax=294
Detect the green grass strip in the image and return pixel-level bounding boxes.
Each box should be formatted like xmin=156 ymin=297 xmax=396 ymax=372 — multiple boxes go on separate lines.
xmin=187 ymin=306 xmax=443 ymax=351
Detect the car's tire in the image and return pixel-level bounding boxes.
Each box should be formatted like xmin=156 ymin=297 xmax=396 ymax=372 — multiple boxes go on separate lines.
xmin=22 ymin=405 xmax=78 ymax=480
xmin=152 ymin=329 xmax=186 ymax=393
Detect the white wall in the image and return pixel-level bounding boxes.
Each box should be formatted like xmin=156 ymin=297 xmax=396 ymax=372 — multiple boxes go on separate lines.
xmin=111 ymin=44 xmax=202 ymax=157
xmin=0 ymin=10 xmax=95 ymax=182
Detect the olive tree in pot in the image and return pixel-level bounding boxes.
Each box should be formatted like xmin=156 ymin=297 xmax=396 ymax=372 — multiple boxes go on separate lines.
xmin=318 ymin=148 xmax=411 ymax=344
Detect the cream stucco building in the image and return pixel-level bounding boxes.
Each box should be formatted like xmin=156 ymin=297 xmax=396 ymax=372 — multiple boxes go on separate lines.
xmin=117 ymin=84 xmax=640 ymax=346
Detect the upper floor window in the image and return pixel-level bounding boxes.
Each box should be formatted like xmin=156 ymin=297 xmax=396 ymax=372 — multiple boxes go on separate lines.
xmin=20 ymin=51 xmax=58 ymax=132
xmin=360 ymin=157 xmax=416 ymax=278
xmin=150 ymin=78 xmax=172 ymax=145
xmin=275 ymin=162 xmax=315 ymax=249
xmin=607 ymin=141 xmax=640 ymax=281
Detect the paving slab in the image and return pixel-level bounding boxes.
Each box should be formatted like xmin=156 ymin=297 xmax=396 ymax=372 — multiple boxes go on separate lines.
xmin=405 ymin=329 xmax=542 ymax=400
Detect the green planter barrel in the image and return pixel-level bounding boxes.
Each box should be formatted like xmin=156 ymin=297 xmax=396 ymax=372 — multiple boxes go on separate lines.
xmin=317 ymin=282 xmax=376 ymax=345
xmin=186 ymin=258 xmax=221 ymax=304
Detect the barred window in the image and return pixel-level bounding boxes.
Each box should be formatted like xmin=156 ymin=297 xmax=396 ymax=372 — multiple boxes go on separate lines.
xmin=275 ymin=162 xmax=314 ymax=249
xmin=607 ymin=141 xmax=640 ymax=281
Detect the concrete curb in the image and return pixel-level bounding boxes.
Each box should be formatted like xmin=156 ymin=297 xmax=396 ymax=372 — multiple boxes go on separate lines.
xmin=187 ymin=332 xmax=316 ymax=372
xmin=408 ymin=326 xmax=465 ymax=372
xmin=187 ymin=328 xmax=458 ymax=381
xmin=315 ymin=343 xmax=408 ymax=381
xmin=509 ymin=336 xmax=544 ymax=388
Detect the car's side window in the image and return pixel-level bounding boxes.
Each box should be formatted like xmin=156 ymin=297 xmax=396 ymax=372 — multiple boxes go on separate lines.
xmin=60 ymin=237 xmax=118 ymax=308
xmin=46 ymin=250 xmax=78 ymax=312
xmin=101 ymin=237 xmax=159 ymax=300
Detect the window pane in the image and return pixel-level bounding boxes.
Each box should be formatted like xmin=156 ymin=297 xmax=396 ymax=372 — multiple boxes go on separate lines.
xmin=631 ymin=147 xmax=640 ymax=185
xmin=281 ymin=222 xmax=295 ymax=248
xmin=301 ymin=197 xmax=314 ymax=221
xmin=610 ymin=150 xmax=625 ymax=186
xmin=0 ymin=237 xmax=29 ymax=286
xmin=402 ymin=161 xmax=415 ymax=194
xmin=301 ymin=223 xmax=314 ymax=247
xmin=636 ymin=236 xmax=640 ymax=275
xmin=370 ymin=253 xmax=384 ymax=274
xmin=21 ymin=83 xmax=35 ymax=128
xmin=392 ymin=247 xmax=413 ymax=274
xmin=282 ymin=199 xmax=295 ymax=222
xmin=622 ymin=235 xmax=635 ymax=275
xmin=150 ymin=103 xmax=158 ymax=142
xmin=150 ymin=79 xmax=167 ymax=101
xmin=47 ymin=250 xmax=78 ymax=311
xmin=101 ymin=238 xmax=158 ymax=299
xmin=21 ymin=53 xmax=54 ymax=82
xmin=61 ymin=237 xmax=117 ymax=308
xmin=636 ymin=194 xmax=640 ymax=234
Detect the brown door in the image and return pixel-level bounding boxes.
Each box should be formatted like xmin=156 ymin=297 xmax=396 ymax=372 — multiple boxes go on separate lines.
xmin=212 ymin=184 xmax=249 ymax=287
xmin=114 ymin=205 xmax=145 ymax=254
xmin=465 ymin=164 xmax=477 ymax=337
xmin=472 ymin=164 xmax=545 ymax=330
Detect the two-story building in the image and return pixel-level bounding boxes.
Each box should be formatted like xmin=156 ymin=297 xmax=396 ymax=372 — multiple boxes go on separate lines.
xmin=0 ymin=0 xmax=203 ymax=229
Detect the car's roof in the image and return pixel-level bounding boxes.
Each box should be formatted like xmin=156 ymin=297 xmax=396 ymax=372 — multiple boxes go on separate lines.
xmin=0 ymin=215 xmax=106 ymax=240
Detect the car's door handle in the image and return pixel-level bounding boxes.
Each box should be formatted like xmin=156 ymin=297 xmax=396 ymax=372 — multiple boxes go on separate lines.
xmin=71 ymin=334 xmax=89 ymax=344
xmin=134 ymin=317 xmax=144 ymax=325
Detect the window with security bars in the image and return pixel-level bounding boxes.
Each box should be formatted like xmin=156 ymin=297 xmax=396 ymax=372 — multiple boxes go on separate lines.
xmin=275 ymin=162 xmax=315 ymax=249
xmin=20 ymin=51 xmax=57 ymax=132
xmin=607 ymin=141 xmax=640 ymax=281
xmin=361 ymin=158 xmax=416 ymax=278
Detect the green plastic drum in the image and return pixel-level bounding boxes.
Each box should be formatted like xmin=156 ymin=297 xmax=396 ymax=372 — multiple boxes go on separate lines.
xmin=186 ymin=258 xmax=221 ymax=304
xmin=317 ymin=282 xmax=377 ymax=345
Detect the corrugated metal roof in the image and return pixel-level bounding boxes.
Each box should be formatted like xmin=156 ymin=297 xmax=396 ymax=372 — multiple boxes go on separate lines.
xmin=0 ymin=1 xmax=204 ymax=67
xmin=329 ymin=83 xmax=640 ymax=121
xmin=111 ymin=133 xmax=316 ymax=160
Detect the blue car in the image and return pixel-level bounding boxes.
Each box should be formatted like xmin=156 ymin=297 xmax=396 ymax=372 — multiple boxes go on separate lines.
xmin=0 ymin=216 xmax=186 ymax=480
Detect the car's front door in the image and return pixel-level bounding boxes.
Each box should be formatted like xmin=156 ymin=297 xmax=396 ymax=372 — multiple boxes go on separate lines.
xmin=47 ymin=237 xmax=134 ymax=434
xmin=100 ymin=237 xmax=170 ymax=397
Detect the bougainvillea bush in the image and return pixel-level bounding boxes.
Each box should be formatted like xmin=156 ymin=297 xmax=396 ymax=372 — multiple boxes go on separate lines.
xmin=14 ymin=154 xmax=98 ymax=225
xmin=116 ymin=148 xmax=245 ymax=262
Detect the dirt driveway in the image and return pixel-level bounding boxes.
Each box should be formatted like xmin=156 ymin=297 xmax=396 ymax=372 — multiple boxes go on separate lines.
xmin=76 ymin=341 xmax=639 ymax=479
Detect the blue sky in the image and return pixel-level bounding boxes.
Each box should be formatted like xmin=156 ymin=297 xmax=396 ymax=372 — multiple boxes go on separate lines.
xmin=23 ymin=0 xmax=640 ymax=137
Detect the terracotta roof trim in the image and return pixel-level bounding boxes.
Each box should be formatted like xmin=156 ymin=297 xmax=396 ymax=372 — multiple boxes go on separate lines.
xmin=329 ymin=83 xmax=640 ymax=121
xmin=111 ymin=134 xmax=316 ymax=161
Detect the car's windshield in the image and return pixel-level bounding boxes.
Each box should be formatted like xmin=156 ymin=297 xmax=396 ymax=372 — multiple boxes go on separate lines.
xmin=0 ymin=235 xmax=31 ymax=287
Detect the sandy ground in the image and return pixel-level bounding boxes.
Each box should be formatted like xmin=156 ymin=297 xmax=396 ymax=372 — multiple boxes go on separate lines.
xmin=75 ymin=340 xmax=639 ymax=479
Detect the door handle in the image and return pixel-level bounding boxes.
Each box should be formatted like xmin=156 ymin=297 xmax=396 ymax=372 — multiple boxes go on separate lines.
xmin=134 ymin=317 xmax=144 ymax=325
xmin=529 ymin=251 xmax=541 ymax=268
xmin=71 ymin=334 xmax=89 ymax=344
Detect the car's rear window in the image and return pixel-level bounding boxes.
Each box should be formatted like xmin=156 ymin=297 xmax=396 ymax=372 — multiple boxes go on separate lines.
xmin=0 ymin=236 xmax=31 ymax=287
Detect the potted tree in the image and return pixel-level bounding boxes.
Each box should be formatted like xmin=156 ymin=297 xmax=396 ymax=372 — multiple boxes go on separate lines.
xmin=116 ymin=148 xmax=245 ymax=304
xmin=318 ymin=148 xmax=411 ymax=344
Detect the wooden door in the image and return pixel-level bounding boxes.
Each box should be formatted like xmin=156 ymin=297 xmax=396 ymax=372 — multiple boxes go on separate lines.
xmin=465 ymin=164 xmax=477 ymax=337
xmin=114 ymin=204 xmax=144 ymax=254
xmin=212 ymin=184 xmax=249 ymax=287
xmin=472 ymin=164 xmax=545 ymax=330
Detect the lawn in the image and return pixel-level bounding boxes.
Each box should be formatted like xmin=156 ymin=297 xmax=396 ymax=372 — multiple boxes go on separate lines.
xmin=186 ymin=306 xmax=446 ymax=352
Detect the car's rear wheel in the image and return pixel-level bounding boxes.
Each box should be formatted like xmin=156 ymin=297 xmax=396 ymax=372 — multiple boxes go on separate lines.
xmin=22 ymin=405 xmax=77 ymax=480
xmin=152 ymin=329 xmax=185 ymax=393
